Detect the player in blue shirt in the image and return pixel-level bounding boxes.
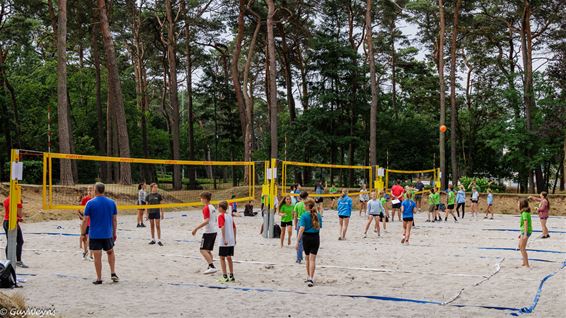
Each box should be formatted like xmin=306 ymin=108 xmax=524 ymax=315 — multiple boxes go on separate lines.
xmin=297 ymin=198 xmax=323 ymax=287
xmin=400 ymin=193 xmax=416 ymax=245
xmin=82 ymin=182 xmax=119 ymax=284
xmin=485 ymin=189 xmax=494 ymax=219
xmin=337 ymin=189 xmax=352 ymax=240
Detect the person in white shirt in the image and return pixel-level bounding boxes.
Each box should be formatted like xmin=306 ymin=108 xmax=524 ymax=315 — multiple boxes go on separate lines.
xmin=192 ymin=192 xmax=218 ymax=274
xmin=217 ymin=201 xmax=237 ymax=283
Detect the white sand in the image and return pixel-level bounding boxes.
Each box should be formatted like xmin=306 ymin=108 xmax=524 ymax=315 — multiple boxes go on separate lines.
xmin=2 ymin=209 xmax=565 ymax=317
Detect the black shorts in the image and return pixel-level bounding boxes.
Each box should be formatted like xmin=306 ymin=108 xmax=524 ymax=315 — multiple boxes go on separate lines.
xmin=315 ymin=197 xmax=324 ymax=203
xmin=447 ymin=204 xmax=455 ymax=210
xmin=403 ymin=217 xmax=414 ymax=222
xmin=148 ymin=212 xmax=161 ymax=219
xmin=89 ymin=238 xmax=114 ymax=251
xmin=219 ymin=246 xmax=234 ymax=257
xmin=435 ymin=204 xmax=440 ymax=210
xmin=471 ymin=199 xmax=478 ymax=204
xmin=281 ymin=221 xmax=293 ymax=227
xmin=392 ymin=203 xmax=401 ymax=209
xmin=200 ymin=233 xmax=217 ymax=251
xmin=338 ymin=215 xmax=350 ymax=219
xmin=302 ymin=232 xmax=320 ymax=255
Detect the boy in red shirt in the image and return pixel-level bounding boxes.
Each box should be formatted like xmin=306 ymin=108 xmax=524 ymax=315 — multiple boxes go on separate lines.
xmin=217 ymin=201 xmax=237 ymax=282
xmin=390 ymin=180 xmax=405 ymax=222
xmin=78 ymin=186 xmax=94 ymax=260
xmin=192 ymin=192 xmax=218 ymax=274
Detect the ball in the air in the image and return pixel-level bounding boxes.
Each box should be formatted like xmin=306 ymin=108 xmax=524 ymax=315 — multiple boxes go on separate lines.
xmin=440 ymin=125 xmax=447 ymax=133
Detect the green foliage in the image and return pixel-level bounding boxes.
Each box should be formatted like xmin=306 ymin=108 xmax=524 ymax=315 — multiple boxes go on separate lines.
xmin=459 ymin=176 xmax=505 ymax=193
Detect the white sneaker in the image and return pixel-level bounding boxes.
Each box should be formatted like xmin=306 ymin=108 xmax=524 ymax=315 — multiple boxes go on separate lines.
xmin=204 ymin=267 xmax=218 ymax=274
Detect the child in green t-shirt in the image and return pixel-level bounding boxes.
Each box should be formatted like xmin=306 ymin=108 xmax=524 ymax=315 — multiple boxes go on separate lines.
xmin=518 ymin=199 xmax=532 ymax=268
xmin=278 ymin=196 xmax=295 ymax=248
xmin=443 ymin=184 xmax=458 ymax=222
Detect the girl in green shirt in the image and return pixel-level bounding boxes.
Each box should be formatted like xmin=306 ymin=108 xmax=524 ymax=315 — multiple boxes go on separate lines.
xmin=518 ymin=199 xmax=532 ymax=268
xmin=443 ymin=184 xmax=458 ymax=222
xmin=278 ymin=196 xmax=295 ymax=248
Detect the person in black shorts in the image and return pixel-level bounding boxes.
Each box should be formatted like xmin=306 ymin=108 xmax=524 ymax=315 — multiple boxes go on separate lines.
xmin=81 ymin=182 xmax=119 ymax=284
xmin=192 ymin=192 xmax=218 ymax=274
xmin=278 ymin=195 xmax=295 ymax=247
xmin=296 ymin=198 xmax=323 ymax=287
xmin=145 ymin=183 xmax=164 ymax=246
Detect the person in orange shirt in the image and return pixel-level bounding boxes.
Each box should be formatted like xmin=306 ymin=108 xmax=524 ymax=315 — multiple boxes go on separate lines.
xmin=3 ymin=196 xmax=28 ymax=268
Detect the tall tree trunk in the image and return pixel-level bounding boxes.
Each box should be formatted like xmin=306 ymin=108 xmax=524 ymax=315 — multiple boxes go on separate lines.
xmin=366 ymin=0 xmax=378 ymax=169
xmin=389 ymin=21 xmax=397 ymax=115
xmin=438 ymin=0 xmax=446 ymax=188
xmin=520 ymin=0 xmax=536 ymax=193
xmin=297 ymin=44 xmax=309 ymax=111
xmin=91 ymin=8 xmax=107 ymax=181
xmin=56 ymin=0 xmax=74 ymax=185
xmin=449 ymin=0 xmax=461 ymax=187
xmin=165 ymin=0 xmax=181 ymax=190
xmin=279 ymin=24 xmax=296 ymax=122
xmin=242 ymin=8 xmax=261 ymax=183
xmin=267 ymin=0 xmax=278 ymax=159
xmin=231 ymin=0 xmax=248 ymax=143
xmin=98 ymin=0 xmax=131 ymax=184
xmin=181 ymin=0 xmax=197 ymax=189
xmin=127 ymin=0 xmax=151 ymax=182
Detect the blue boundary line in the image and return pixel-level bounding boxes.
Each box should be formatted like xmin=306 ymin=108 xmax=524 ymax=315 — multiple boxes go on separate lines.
xmin=478 ymin=247 xmax=565 ymax=254
xmin=484 ymin=229 xmax=566 ymax=234
xmin=511 ymin=259 xmax=566 ymax=316
xmin=168 ymin=282 xmax=520 ymax=312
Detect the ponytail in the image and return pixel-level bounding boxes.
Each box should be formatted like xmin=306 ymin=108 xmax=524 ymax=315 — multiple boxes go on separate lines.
xmin=304 ymin=198 xmax=320 ymax=230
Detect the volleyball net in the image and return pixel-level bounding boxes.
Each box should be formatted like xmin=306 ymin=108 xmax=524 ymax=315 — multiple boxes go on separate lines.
xmin=279 ymin=160 xmax=373 ymax=198
xmin=384 ymin=168 xmax=439 ymax=195
xmin=41 ymin=152 xmax=255 ymax=210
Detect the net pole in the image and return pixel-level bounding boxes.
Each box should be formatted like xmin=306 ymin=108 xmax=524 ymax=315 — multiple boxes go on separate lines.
xmin=7 ymin=149 xmax=19 ymax=266
xmin=262 ymin=160 xmax=270 ymax=239
xmin=42 ymin=152 xmax=47 ymax=210
xmin=268 ymin=158 xmax=277 ymax=238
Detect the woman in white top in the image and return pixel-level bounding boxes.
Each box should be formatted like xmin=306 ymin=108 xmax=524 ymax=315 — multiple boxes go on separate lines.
xmin=470 ymin=187 xmax=479 ymax=219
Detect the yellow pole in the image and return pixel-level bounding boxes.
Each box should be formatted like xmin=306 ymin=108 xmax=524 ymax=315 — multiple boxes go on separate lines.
xmin=42 ymin=152 xmax=47 ymax=210
xmin=49 ymin=154 xmax=53 ymax=208
xmin=385 ymin=169 xmax=389 ymax=194
xmin=369 ymin=167 xmax=373 ymax=194
xmin=8 ymin=149 xmax=19 ymax=230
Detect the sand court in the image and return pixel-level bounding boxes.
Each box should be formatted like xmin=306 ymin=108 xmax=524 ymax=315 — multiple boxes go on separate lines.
xmin=1 ymin=210 xmax=565 ymax=317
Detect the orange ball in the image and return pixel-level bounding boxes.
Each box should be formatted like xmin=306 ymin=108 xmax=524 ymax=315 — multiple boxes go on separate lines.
xmin=440 ymin=125 xmax=447 ymax=133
